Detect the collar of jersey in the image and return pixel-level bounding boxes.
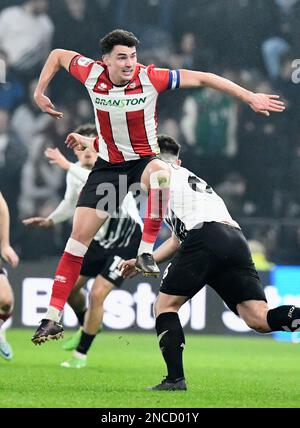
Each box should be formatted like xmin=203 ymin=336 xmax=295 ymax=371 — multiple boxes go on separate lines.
xmin=103 ymin=63 xmax=141 ymax=88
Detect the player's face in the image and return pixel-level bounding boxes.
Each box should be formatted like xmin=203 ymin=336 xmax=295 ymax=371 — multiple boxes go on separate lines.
xmin=75 ymin=147 xmax=98 ymax=168
xmin=103 ymin=45 xmax=137 ymax=85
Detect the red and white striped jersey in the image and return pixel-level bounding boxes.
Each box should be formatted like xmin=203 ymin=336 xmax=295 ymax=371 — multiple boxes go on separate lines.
xmin=69 ymin=55 xmax=180 ymax=163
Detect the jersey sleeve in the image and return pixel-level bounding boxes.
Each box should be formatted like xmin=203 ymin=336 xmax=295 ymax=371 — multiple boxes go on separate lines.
xmin=46 ymin=172 xmax=77 ymax=224
xmin=147 ymin=65 xmax=180 ymax=93
xmin=68 ymin=163 xmax=90 ymax=183
xmin=69 ymin=54 xmax=95 ymax=85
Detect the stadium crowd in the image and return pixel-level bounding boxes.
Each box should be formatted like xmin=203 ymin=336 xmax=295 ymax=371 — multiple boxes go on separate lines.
xmin=0 ymin=0 xmax=300 ymax=264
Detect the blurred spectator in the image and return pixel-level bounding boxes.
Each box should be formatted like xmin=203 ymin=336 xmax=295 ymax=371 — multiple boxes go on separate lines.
xmin=275 ymin=225 xmax=300 ymax=264
xmin=248 ymin=240 xmax=275 ymax=271
xmin=0 ymin=50 xmax=25 ymax=112
xmin=50 ymin=0 xmax=100 ymax=57
xmin=42 ymin=109 xmax=77 ymax=160
xmin=215 ymin=172 xmax=256 ymax=218
xmin=11 ymin=79 xmax=52 ymax=149
xmin=169 ymin=33 xmax=198 ymax=69
xmin=261 ymin=37 xmax=290 ymax=80
xmin=181 ymin=84 xmax=238 ymax=157
xmin=19 ymin=133 xmax=64 ymax=218
xmin=114 ymin=0 xmax=174 ymax=36
xmin=0 ymin=109 xmax=27 ymax=232
xmin=158 ymin=118 xmax=181 ymax=142
xmin=0 ymin=0 xmax=54 ymax=80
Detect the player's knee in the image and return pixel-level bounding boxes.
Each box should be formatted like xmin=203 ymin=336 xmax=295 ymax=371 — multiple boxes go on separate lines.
xmin=89 ymin=286 xmax=107 ymax=305
xmin=154 ymin=299 xmax=178 ymax=317
xmin=69 ymin=232 xmax=91 ymax=247
xmin=245 ymin=317 xmax=269 ymax=333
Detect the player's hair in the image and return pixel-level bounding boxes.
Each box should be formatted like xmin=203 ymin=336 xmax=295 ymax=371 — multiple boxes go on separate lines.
xmin=74 ymin=123 xmax=97 ymax=137
xmin=100 ymin=29 xmax=140 ymax=55
xmin=157 ymin=134 xmax=181 ymax=159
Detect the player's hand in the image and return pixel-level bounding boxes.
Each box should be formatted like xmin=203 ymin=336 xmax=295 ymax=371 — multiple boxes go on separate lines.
xmin=22 ymin=217 xmax=54 ymax=228
xmin=34 ymin=92 xmax=63 ymax=119
xmin=65 ymin=133 xmax=86 ymax=151
xmin=248 ymin=93 xmax=285 ymax=117
xmin=1 ymin=244 xmax=19 ymax=268
xmin=45 ymin=148 xmax=70 ymax=171
xmin=119 ymin=259 xmax=138 ymax=279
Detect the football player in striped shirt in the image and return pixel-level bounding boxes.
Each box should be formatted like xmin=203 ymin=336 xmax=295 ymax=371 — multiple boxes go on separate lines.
xmin=25 ymin=125 xmax=143 ymax=359
xmin=32 ymin=29 xmax=285 ymax=344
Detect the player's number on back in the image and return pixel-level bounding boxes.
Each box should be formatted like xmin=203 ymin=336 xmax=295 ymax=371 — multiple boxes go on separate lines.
xmin=188 ymin=176 xmax=213 ymax=194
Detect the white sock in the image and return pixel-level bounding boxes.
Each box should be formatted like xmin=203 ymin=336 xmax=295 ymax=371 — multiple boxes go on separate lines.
xmin=73 ymin=350 xmax=87 ymax=360
xmin=46 ymin=306 xmax=62 ymax=323
xmin=0 ymin=329 xmax=6 ymax=341
xmin=138 ymin=240 xmax=154 ymax=255
xmin=65 ymin=238 xmax=88 ymax=257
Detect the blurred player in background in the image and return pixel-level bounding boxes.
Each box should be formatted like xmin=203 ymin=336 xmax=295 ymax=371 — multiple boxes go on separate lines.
xmin=32 ymin=28 xmax=285 ymax=344
xmin=24 ymin=124 xmax=143 ymax=366
xmin=0 ymin=192 xmax=19 ymax=361
xmin=121 ymin=135 xmax=300 ymax=391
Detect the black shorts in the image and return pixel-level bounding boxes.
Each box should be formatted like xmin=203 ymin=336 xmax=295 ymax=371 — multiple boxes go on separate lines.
xmin=160 ymin=222 xmax=267 ymax=315
xmin=77 ymin=156 xmax=155 ymax=212
xmin=80 ymin=228 xmax=141 ymax=287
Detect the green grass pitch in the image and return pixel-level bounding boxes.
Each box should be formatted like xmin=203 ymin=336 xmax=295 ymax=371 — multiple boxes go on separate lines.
xmin=1 ymin=329 xmax=300 ymax=408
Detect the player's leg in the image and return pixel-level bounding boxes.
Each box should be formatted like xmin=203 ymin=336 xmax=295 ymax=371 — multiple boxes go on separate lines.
xmin=61 ymin=250 xmax=127 ymax=367
xmin=62 ymin=275 xmax=89 ymax=351
xmin=83 ymin=276 xmax=114 ymax=335
xmin=67 ymin=275 xmax=89 ymax=327
xmin=208 ymin=224 xmax=300 ymax=334
xmin=238 ymin=300 xmax=300 ymax=333
xmin=0 ymin=271 xmax=14 ymax=360
xmin=149 ymin=230 xmax=216 ymax=390
xmin=150 ymin=292 xmax=188 ymax=391
xmin=61 ymin=275 xmax=114 ymax=368
xmin=32 ymin=207 xmax=108 ymax=345
xmin=136 ymin=159 xmax=170 ymax=277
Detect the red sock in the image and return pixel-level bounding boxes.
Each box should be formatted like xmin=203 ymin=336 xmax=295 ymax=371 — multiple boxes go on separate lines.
xmin=50 ymin=252 xmax=84 ymax=311
xmin=142 ymin=188 xmax=170 ymax=243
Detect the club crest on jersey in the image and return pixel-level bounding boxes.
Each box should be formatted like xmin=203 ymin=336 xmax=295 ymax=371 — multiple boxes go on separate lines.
xmin=128 ymin=82 xmax=136 ymax=89
xmin=77 ymin=57 xmax=94 ymax=67
xmin=96 ymin=82 xmax=108 ymax=91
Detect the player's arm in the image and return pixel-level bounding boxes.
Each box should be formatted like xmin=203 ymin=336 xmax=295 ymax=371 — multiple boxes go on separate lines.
xmin=24 ymin=172 xmax=77 ymax=227
xmin=34 ymin=49 xmax=80 ymax=119
xmin=44 ymin=148 xmax=90 ymax=182
xmin=153 ymin=233 xmax=180 ymax=264
xmin=65 ymin=133 xmax=97 ymax=153
xmin=0 ymin=193 xmax=19 ymax=268
xmin=179 ymin=69 xmax=285 ymax=117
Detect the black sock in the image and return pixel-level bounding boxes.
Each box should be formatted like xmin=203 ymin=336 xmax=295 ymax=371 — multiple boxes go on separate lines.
xmin=155 ymin=312 xmax=185 ymax=381
xmin=76 ymin=331 xmax=96 ymax=355
xmin=75 ymin=309 xmax=87 ymax=327
xmin=267 ymin=306 xmax=300 ymax=332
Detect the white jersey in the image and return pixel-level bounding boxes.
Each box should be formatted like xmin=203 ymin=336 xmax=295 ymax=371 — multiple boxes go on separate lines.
xmin=165 ymin=164 xmax=239 ymax=241
xmin=48 ymin=162 xmax=143 ymax=247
